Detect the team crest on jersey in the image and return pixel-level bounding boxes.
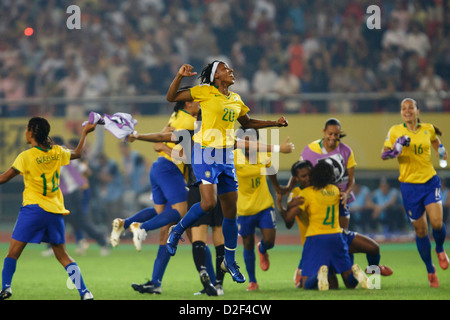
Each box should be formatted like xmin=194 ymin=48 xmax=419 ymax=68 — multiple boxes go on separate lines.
xmin=205 ymin=171 xmax=211 ymax=178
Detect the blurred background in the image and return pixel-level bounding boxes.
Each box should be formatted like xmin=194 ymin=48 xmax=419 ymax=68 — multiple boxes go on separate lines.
xmin=0 ymin=0 xmax=449 ymax=243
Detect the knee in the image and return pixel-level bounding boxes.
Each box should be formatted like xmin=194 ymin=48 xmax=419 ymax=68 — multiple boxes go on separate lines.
xmin=200 ymin=198 xmax=216 ymax=212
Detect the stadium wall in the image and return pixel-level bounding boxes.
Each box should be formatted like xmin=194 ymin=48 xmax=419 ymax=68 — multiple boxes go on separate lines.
xmin=1 ymin=113 xmax=449 ymax=172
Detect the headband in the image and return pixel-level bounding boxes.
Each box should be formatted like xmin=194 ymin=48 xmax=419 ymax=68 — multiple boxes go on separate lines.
xmin=210 ymin=61 xmax=220 ymax=83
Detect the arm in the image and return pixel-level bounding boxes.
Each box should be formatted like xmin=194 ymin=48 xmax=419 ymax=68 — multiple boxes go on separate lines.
xmin=166 ymin=64 xmax=196 ymax=102
xmin=340 ymin=166 xmax=355 ymax=205
xmin=127 ymin=132 xmax=175 ymax=143
xmin=279 ymin=198 xmax=305 ymax=229
xmin=235 ymin=136 xmax=294 ymax=153
xmin=432 ymin=138 xmax=448 ymax=160
xmin=0 ymin=167 xmax=20 ymax=185
xmin=71 ymin=122 xmax=97 ymax=160
xmin=237 ymin=114 xmax=288 ymax=129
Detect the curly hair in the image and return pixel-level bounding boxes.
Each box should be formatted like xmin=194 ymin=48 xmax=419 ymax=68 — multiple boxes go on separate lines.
xmin=27 ymin=117 xmax=53 ymax=149
xmin=310 ymin=161 xmax=335 ymax=189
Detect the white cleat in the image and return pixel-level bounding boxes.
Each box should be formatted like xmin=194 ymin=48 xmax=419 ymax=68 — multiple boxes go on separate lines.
xmin=110 ymin=218 xmax=125 ymax=248
xmin=317 ymin=265 xmax=329 ymax=291
xmin=130 ymin=222 xmax=147 ymax=251
xmin=81 ymin=291 xmax=94 ymax=300
xmin=352 ymin=264 xmax=370 ymax=289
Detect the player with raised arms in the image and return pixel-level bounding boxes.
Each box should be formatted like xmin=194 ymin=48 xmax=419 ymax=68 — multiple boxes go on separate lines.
xmin=165 ymin=61 xmax=288 ymax=283
xmin=0 ymin=117 xmax=97 ymax=300
xmin=382 ymin=98 xmax=448 ymax=287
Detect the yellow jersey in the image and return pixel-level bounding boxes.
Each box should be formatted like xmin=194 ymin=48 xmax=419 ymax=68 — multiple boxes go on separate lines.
xmin=158 ymin=109 xmax=196 ymax=175
xmin=288 ymin=187 xmax=309 ymax=245
xmin=190 ymin=84 xmax=249 ymax=149
xmin=234 ymin=149 xmax=274 ymax=216
xmin=12 ymin=145 xmax=71 ymax=214
xmin=384 ymin=123 xmax=437 ymax=183
xmin=298 ymin=185 xmax=342 ymax=238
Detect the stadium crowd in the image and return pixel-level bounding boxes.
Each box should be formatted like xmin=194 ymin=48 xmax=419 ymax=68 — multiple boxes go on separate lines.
xmin=0 ymin=0 xmax=449 ymax=117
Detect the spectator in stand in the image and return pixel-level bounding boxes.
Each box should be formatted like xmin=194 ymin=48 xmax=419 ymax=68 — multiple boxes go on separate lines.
xmin=419 ymin=65 xmax=445 ymax=112
xmin=371 ymin=177 xmax=405 ymax=234
xmin=348 ymin=183 xmax=374 ymax=233
xmin=405 ymin=22 xmax=431 ymax=59
xmin=252 ymin=57 xmax=278 ymax=95
xmin=274 ymin=66 xmax=301 ymax=113
xmin=381 ymin=18 xmax=407 ymax=55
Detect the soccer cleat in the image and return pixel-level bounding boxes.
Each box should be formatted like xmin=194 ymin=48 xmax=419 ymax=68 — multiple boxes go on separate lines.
xmin=199 ymin=270 xmax=218 ymax=296
xmin=246 ymin=282 xmax=259 ymax=291
xmin=257 ymin=242 xmax=270 ymax=271
xmin=352 ymin=264 xmax=370 ymax=289
xmin=81 ymin=291 xmax=94 ymax=300
xmin=436 ymin=250 xmax=449 ymax=270
xmin=215 ymin=284 xmax=224 ymax=296
xmin=317 ymin=265 xmax=329 ymax=291
xmin=166 ymin=225 xmax=184 ymax=256
xmin=293 ymin=268 xmax=303 ymax=288
xmin=130 ymin=222 xmax=147 ymax=251
xmin=132 ymin=280 xmax=162 ymax=294
xmin=221 ymin=260 xmax=246 ymax=283
xmin=428 ymin=267 xmax=440 ymax=288
xmin=0 ymin=287 xmax=12 ymax=300
xmin=365 ymin=265 xmax=393 ymax=276
xmin=110 ymin=218 xmax=125 ymax=248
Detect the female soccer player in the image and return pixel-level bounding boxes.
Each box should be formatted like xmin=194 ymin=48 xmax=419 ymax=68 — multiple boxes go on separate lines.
xmin=165 ymin=61 xmax=288 ymax=283
xmin=234 ymin=128 xmax=288 ymax=291
xmin=382 ymin=98 xmax=448 ymax=287
xmin=285 ymin=161 xmax=370 ymax=290
xmin=0 ymin=117 xmax=97 ymax=300
xmin=297 ymin=118 xmax=392 ymax=276
xmin=110 ymin=99 xmax=199 ymax=294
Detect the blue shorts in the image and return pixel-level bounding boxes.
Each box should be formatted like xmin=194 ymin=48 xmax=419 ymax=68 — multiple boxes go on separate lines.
xmin=342 ymin=229 xmax=357 ymax=246
xmin=400 ymin=175 xmax=442 ymax=222
xmin=191 ymin=143 xmax=238 ymax=195
xmin=150 ymin=157 xmax=188 ymax=206
xmin=237 ymin=207 xmax=276 ymax=236
xmin=301 ymin=232 xmax=352 ymax=277
xmin=339 ymin=202 xmax=350 ymax=218
xmin=12 ymin=204 xmax=66 ymax=244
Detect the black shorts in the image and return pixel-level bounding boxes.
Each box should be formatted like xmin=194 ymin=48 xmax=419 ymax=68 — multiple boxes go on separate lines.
xmin=187 ymin=185 xmax=223 ymax=227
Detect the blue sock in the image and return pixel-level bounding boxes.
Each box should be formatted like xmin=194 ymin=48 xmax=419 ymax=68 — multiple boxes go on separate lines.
xmin=65 ymin=262 xmax=88 ymax=296
xmin=416 ymin=235 xmax=435 ymax=273
xmin=433 ymin=223 xmax=447 ymax=253
xmin=222 ymin=217 xmax=238 ymax=265
xmin=259 ymin=240 xmax=273 ymax=254
xmin=2 ymin=257 xmax=16 ymax=290
xmin=124 ymin=207 xmax=157 ymax=229
xmin=152 ymin=245 xmax=170 ymax=287
xmin=173 ymin=203 xmax=206 ymax=234
xmin=346 ymin=273 xmax=359 ymax=288
xmin=367 ymin=253 xmax=380 ymax=266
xmin=303 ymin=275 xmax=318 ymax=290
xmin=205 ymin=245 xmax=216 ymax=284
xmin=141 ymin=208 xmax=181 ymax=231
xmin=243 ymin=248 xmax=256 ymax=283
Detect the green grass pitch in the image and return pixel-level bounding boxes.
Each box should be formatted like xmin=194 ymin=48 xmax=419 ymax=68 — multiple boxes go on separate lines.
xmin=1 ymin=242 xmax=449 ymax=301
